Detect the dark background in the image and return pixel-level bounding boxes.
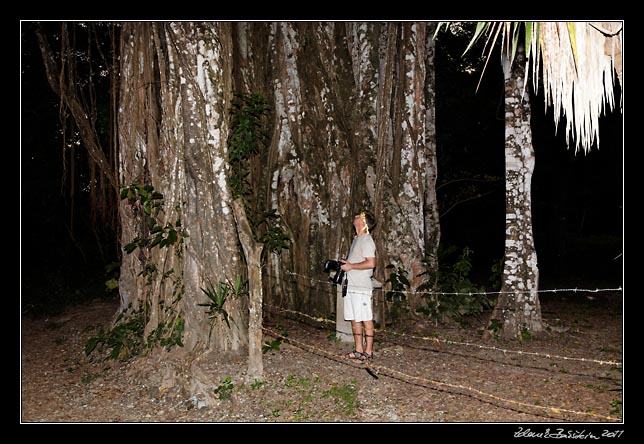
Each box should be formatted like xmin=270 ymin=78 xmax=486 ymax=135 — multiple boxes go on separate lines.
xmin=20 ymin=23 xmax=623 ymax=314
xmin=434 ymin=28 xmax=623 ymax=289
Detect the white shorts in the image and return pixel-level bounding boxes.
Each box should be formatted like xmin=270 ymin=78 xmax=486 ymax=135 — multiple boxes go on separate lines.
xmin=344 ymin=288 xmax=373 ymax=323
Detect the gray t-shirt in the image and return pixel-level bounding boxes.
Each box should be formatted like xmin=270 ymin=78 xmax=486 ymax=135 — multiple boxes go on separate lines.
xmin=346 ymin=234 xmax=376 ymax=291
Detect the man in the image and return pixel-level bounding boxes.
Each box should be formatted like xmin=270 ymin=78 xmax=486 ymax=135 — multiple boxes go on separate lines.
xmin=340 ymin=210 xmax=377 ymax=363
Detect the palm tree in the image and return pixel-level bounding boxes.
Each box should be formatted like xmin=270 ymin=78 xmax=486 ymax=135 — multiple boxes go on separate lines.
xmin=455 ymin=21 xmax=623 ymax=152
xmin=437 ymin=21 xmax=622 ymax=339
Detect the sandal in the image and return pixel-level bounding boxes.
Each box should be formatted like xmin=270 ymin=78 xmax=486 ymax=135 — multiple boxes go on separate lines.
xmin=345 ymin=350 xmax=365 ymax=360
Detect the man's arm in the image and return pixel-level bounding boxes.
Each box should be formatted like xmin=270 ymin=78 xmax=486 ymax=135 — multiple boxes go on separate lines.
xmin=340 ymin=257 xmax=376 ymax=271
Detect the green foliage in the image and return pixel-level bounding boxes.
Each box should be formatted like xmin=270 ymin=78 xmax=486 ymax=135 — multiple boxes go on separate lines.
xmin=116 ymin=182 xmax=187 ymax=353
xmin=486 ymin=318 xmax=502 ymax=340
xmin=120 ymin=183 xmax=187 ymax=255
xmin=609 ymin=399 xmax=622 ymax=416
xmin=488 ymin=256 xmax=504 ymax=291
xmin=84 ymin=308 xmax=146 ymax=361
xmin=262 ymin=339 xmax=282 ymax=353
xmin=228 ymin=92 xmax=271 ymax=200
xmin=227 ymin=92 xmax=289 ymax=258
xmin=250 ymin=208 xmax=291 ymax=256
xmin=104 ymin=261 xmax=121 ymax=295
xmin=84 ymin=302 xmax=185 ymax=361
xmin=384 ymin=264 xmax=411 ymax=324
xmin=263 ymin=323 xmax=287 ymax=353
xmin=520 ymin=324 xmax=533 ymax=341
xmin=149 ymin=316 xmax=185 ymax=351
xmin=214 ymin=377 xmax=234 ymax=401
xmin=285 ymin=374 xmax=311 ymax=389
xmin=416 ymin=246 xmax=493 ymax=325
xmin=321 ymin=382 xmax=360 ymax=416
xmin=199 ymin=281 xmax=234 ymax=329
xmin=199 ymin=276 xmax=247 ymax=342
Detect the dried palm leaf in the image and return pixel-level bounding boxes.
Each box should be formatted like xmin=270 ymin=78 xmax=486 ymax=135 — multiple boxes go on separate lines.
xmin=436 ymin=21 xmax=623 ymax=153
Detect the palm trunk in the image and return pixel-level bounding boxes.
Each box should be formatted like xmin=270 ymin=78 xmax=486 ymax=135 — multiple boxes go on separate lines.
xmin=485 ymin=46 xmax=543 ymax=341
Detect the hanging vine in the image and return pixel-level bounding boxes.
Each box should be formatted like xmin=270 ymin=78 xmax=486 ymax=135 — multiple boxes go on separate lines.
xmin=32 ymin=22 xmax=121 ymax=260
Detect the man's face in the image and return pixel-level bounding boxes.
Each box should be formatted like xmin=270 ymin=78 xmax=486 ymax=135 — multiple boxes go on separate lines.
xmin=353 ymin=214 xmax=365 ymax=233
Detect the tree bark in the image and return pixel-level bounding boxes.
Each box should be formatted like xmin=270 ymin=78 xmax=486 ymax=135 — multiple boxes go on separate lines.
xmin=118 ymin=22 xmax=247 ymax=353
xmin=258 ymin=22 xmax=440 ymax=324
xmin=422 ymin=25 xmax=441 ymax=276
xmin=232 ymin=199 xmax=264 ymax=381
xmin=485 ymin=46 xmax=543 ymax=341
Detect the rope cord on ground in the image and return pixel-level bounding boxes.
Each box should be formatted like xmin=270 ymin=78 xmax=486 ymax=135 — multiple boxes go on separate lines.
xmin=259 ymin=268 xmax=621 ymax=420
xmin=265 ymin=304 xmax=622 ymax=367
xmin=262 ymin=325 xmax=621 ymax=423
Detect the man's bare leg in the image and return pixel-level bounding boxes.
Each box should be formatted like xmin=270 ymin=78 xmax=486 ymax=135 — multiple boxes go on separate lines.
xmin=363 ymin=320 xmax=374 ymax=357
xmin=349 ymin=320 xmax=364 ymax=359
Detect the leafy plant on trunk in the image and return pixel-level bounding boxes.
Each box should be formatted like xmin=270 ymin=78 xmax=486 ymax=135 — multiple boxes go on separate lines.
xmin=416 ymin=245 xmax=492 ymax=325
xmin=198 ymin=275 xmax=247 ymax=341
xmin=120 ymin=183 xmax=187 ymax=254
xmin=384 ymin=264 xmax=411 ymax=325
xmin=96 ymin=182 xmax=189 ymax=355
xmin=228 ymin=92 xmax=289 ymax=258
xmin=84 ymin=302 xmax=184 ymax=360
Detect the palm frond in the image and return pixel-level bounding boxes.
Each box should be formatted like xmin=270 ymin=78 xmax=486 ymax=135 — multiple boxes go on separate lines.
xmin=532 ymin=22 xmax=622 ymax=153
xmin=437 ymin=21 xmax=623 ymax=153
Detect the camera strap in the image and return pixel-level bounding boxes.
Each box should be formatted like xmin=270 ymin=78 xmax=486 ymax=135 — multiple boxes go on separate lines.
xmin=342 ymin=278 xmax=348 ymax=297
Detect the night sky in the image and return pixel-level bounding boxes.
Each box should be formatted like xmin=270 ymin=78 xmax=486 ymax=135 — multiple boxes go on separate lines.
xmin=20 ymin=23 xmax=623 ymax=311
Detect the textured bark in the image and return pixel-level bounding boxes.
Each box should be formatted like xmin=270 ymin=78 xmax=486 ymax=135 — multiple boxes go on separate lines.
xmin=422 ymin=27 xmax=441 ymax=274
xmin=118 ymin=23 xmax=247 ymax=353
xmin=232 ymin=199 xmax=264 ymax=381
xmin=485 ymin=46 xmax=543 ymax=341
xmin=117 ymin=20 xmax=440 ymax=355
xmin=239 ymin=22 xmax=441 ymax=322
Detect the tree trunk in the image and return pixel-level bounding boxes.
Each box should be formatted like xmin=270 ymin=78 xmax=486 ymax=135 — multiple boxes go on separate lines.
xmin=118 ymin=23 xmax=247 ymax=353
xmin=232 ymin=199 xmax=264 ymax=382
xmin=33 ymin=24 xmax=117 ymax=191
xmin=253 ymin=22 xmax=440 ymax=324
xmin=422 ymin=25 xmax=441 ymax=278
xmin=485 ymin=46 xmax=543 ymax=341
xmin=42 ymin=20 xmax=443 ymax=398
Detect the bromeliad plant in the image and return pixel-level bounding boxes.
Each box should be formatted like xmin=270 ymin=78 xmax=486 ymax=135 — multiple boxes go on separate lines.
xmin=199 ymin=275 xmax=248 ymax=337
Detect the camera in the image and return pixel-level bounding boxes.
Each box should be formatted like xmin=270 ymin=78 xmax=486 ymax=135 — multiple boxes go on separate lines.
xmin=324 ymin=259 xmax=346 ymax=285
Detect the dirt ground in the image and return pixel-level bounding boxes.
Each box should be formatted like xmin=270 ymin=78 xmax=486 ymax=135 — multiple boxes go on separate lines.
xmin=20 ymin=289 xmax=623 ymax=429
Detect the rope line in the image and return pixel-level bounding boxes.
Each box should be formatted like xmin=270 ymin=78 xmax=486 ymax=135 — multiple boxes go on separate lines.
xmin=261 ymin=269 xmax=622 ymax=419
xmin=262 ymin=326 xmax=621 ymax=422
xmin=265 ymin=304 xmax=622 ymax=367
xmin=284 ymin=270 xmax=623 ymax=297
xmin=382 ymin=330 xmax=623 ymax=367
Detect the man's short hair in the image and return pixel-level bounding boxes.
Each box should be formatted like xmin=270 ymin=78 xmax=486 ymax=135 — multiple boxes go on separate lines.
xmin=360 ymin=210 xmax=377 ymax=232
